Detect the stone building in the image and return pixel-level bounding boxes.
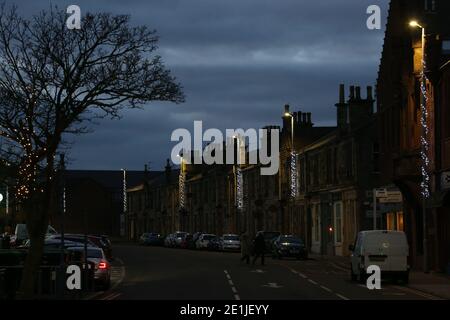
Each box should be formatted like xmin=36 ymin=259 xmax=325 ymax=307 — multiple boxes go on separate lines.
xmin=376 ymin=0 xmax=450 ymax=271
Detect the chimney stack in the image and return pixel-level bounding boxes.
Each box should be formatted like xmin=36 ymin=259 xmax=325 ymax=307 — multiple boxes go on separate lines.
xmin=367 ymin=86 xmax=373 ymax=100
xmin=355 ymin=86 xmax=361 ymax=100
xmin=339 ymin=84 xmax=345 ymax=104
xmin=349 ymin=86 xmax=355 ymax=100
xmin=307 ymin=112 xmax=312 ymax=125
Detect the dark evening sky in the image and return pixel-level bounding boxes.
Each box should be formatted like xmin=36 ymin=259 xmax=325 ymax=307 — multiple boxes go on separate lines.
xmin=7 ymin=0 xmax=389 ymax=171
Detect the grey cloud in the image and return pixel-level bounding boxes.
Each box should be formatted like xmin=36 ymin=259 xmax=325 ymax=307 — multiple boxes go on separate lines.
xmin=4 ymin=0 xmax=389 ymax=170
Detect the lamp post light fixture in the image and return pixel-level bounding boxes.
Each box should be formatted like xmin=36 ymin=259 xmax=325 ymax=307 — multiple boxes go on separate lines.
xmin=409 ymin=20 xmax=429 ymax=273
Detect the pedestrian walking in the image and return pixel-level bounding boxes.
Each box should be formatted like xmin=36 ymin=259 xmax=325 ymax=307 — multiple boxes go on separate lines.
xmin=239 ymin=231 xmax=251 ymax=264
xmin=252 ymin=232 xmax=266 ymax=266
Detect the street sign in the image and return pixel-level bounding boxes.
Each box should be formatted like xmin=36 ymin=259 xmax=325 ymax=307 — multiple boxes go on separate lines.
xmin=375 ymin=189 xmax=387 ymax=198
xmin=379 ymin=191 xmax=403 ymax=203
xmin=442 ymin=171 xmax=450 ymax=190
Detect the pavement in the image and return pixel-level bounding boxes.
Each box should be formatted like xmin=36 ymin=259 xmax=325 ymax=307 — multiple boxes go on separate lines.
xmin=89 ymin=244 xmax=448 ymax=300
xmin=309 ymin=253 xmax=450 ymax=300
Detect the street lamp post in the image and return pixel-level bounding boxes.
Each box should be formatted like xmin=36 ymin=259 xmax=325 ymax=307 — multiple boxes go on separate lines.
xmin=410 ymin=20 xmax=429 ymax=273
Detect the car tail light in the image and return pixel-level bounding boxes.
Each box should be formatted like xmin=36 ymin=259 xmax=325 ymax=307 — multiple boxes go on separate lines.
xmin=98 ymin=261 xmax=108 ymax=269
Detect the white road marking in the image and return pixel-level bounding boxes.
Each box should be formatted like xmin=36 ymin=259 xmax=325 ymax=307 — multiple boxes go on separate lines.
xmin=320 ymin=285 xmax=333 ymax=293
xmin=298 ymin=272 xmax=307 ymax=279
xmin=308 ymin=279 xmax=318 ymax=285
xmin=263 ymin=282 xmax=283 ymax=288
xmin=336 ymin=293 xmax=350 ymax=300
xmin=224 ymin=270 xmax=240 ymax=300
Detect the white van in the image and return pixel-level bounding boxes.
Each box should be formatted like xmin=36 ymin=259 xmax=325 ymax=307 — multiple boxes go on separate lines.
xmin=349 ymin=230 xmax=409 ymax=283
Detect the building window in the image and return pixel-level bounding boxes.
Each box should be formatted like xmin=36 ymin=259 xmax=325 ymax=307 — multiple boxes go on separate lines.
xmin=424 ymin=0 xmax=436 ymax=12
xmin=386 ymin=211 xmax=404 ymax=231
xmin=334 ymin=202 xmax=342 ymax=243
xmin=443 ymin=40 xmax=450 ymax=54
xmin=312 ymin=204 xmax=321 ymax=242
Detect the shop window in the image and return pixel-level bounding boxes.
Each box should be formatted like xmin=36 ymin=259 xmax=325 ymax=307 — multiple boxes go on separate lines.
xmin=397 ymin=212 xmax=404 ymax=231
xmin=386 ymin=211 xmax=404 ymax=231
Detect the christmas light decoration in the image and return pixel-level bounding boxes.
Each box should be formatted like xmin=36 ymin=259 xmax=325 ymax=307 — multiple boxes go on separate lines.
xmin=420 ymin=59 xmax=430 ymax=199
xmin=236 ymin=166 xmax=244 ymax=209
xmin=179 ymin=168 xmax=186 ymax=209
xmin=290 ymin=151 xmax=298 ymax=198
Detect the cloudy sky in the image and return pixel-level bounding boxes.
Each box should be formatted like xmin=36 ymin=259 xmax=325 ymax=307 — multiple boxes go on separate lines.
xmin=8 ymin=0 xmax=389 ymax=171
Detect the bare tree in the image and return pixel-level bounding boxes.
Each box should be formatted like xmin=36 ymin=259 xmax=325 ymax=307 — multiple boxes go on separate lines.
xmin=0 ymin=4 xmax=184 ymax=298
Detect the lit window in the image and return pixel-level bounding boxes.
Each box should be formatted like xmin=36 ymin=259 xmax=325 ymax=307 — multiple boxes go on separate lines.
xmin=442 ymin=40 xmax=450 ymax=54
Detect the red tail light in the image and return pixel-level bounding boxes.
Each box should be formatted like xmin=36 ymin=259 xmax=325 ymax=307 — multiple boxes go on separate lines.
xmin=98 ymin=261 xmax=108 ymax=269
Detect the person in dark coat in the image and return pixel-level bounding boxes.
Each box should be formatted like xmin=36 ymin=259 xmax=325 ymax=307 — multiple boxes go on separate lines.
xmin=252 ymin=233 xmax=266 ymax=266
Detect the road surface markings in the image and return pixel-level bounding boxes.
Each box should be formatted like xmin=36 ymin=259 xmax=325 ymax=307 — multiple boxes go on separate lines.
xmin=224 ymin=270 xmax=240 ymax=300
xmin=263 ymin=282 xmax=283 ymax=289
xmin=391 ymin=285 xmax=442 ymax=300
xmin=277 ymin=262 xmax=351 ymax=300
xmin=335 ymin=293 xmax=350 ymax=300
xmin=251 ymin=269 xmax=265 ymax=273
xmin=320 ymin=285 xmax=332 ymax=293
xmin=101 ymin=292 xmax=121 ymax=300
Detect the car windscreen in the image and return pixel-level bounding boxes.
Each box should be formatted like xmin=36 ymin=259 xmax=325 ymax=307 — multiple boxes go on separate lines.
xmin=224 ymin=236 xmax=239 ymax=241
xmin=69 ymin=248 xmax=103 ymax=258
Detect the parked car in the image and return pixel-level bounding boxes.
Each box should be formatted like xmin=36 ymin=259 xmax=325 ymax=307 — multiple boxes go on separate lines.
xmin=272 ymin=235 xmax=308 ymax=260
xmin=164 ymin=233 xmax=176 ymax=247
xmin=46 ymin=234 xmax=97 ymax=248
xmin=349 ymin=230 xmax=409 ymax=284
xmin=256 ymin=231 xmax=281 ymax=253
xmin=220 ymin=234 xmax=241 ymax=252
xmin=196 ymin=234 xmax=216 ymax=249
xmin=88 ymin=235 xmax=113 ymax=260
xmin=67 ymin=246 xmax=111 ymax=290
xmin=173 ymin=232 xmax=189 ymax=248
xmin=207 ymin=236 xmax=221 ymax=251
xmin=140 ymin=233 xmax=163 ymax=246
xmin=180 ymin=234 xmax=193 ymax=249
